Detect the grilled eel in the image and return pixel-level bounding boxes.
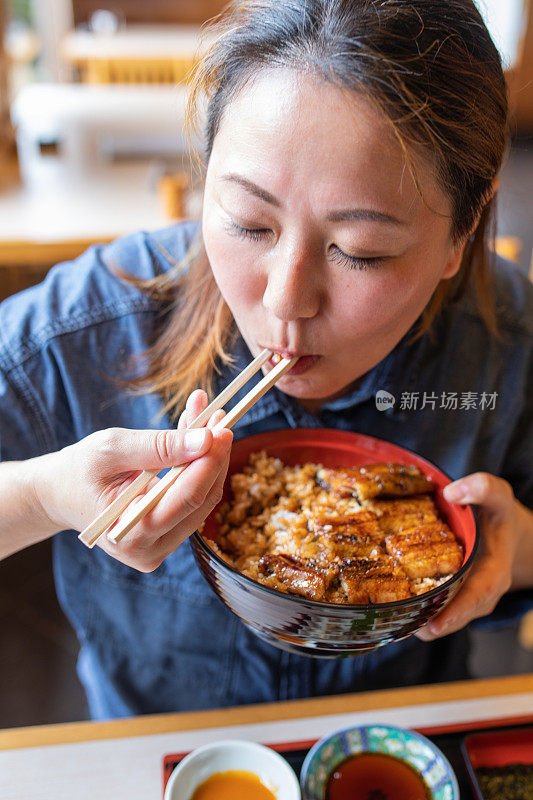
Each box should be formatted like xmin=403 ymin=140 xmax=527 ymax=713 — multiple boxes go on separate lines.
xmin=317 ymin=462 xmax=435 ymax=500
xmin=385 ymin=522 xmax=463 ymax=579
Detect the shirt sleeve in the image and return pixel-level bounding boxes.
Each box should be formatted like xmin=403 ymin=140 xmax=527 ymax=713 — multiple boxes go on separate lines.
xmin=0 ymin=244 xmax=109 ymax=464
xmin=0 ymin=226 xmax=171 ymax=464
xmin=500 ymin=397 xmax=533 ymax=511
xmin=473 ymin=352 xmax=533 ymax=628
xmin=0 ymin=364 xmax=57 ymax=463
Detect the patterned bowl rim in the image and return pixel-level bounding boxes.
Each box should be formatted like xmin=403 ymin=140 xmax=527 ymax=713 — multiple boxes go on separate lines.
xmin=192 ymin=427 xmax=479 ymax=611
xmin=299 ymin=722 xmax=460 ymax=799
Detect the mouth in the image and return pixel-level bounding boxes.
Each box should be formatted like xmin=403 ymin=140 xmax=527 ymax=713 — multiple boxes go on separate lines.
xmin=263 ymin=347 xmax=321 ymax=376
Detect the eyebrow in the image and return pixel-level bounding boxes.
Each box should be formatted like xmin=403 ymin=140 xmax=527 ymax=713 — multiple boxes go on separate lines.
xmin=219 ymin=173 xmax=281 ymax=206
xmin=218 ymin=173 xmax=405 ymax=226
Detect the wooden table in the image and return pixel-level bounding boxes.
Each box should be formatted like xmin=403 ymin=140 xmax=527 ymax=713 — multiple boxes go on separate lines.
xmin=0 ymin=157 xmax=163 ymax=301
xmin=0 ymin=149 xmax=202 ymax=301
xmin=1 ymin=674 xmax=532 ymax=798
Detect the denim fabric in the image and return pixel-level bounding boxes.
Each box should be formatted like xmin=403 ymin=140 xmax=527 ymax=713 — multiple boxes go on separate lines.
xmin=0 ymin=220 xmax=531 ymax=719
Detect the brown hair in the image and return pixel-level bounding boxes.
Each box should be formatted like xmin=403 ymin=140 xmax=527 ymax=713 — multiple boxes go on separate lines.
xmin=128 ymin=0 xmax=508 ymax=421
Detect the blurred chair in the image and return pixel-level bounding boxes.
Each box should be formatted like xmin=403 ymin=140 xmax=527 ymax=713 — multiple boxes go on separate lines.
xmin=494 ymin=236 xmax=533 ymax=282
xmin=494 ymin=235 xmax=523 ymax=264
xmin=0 ymin=3 xmax=16 ymax=166
xmin=507 ymin=0 xmax=533 ymax=131
xmin=61 ymin=25 xmax=210 ymax=86
xmin=0 ymin=238 xmax=112 ymax=302
xmin=79 ymin=57 xmax=193 ymax=85
xmin=0 ymin=170 xmax=190 ymax=301
xmin=158 ymin=171 xmax=189 ymax=220
xmin=519 ymin=609 xmax=533 ymax=651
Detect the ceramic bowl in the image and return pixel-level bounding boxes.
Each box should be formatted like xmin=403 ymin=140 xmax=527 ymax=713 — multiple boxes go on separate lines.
xmin=191 ymin=428 xmax=477 ymax=658
xmin=163 ymin=739 xmax=300 ymax=800
xmin=300 ymin=723 xmax=459 ymax=799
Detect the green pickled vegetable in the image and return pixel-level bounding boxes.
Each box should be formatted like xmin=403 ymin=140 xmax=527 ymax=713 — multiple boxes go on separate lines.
xmin=475 ymin=764 xmax=533 ymax=800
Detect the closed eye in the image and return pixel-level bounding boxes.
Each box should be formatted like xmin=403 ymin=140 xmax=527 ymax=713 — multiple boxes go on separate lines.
xmin=226 ymin=220 xmax=270 ymax=242
xmin=226 ymin=220 xmax=385 ymax=270
xmin=329 ymin=245 xmax=385 ymax=271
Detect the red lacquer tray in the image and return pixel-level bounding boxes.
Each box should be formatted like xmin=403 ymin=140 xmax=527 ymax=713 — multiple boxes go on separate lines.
xmin=462 ymin=726 xmax=533 ymax=799
xmin=162 ymin=715 xmax=533 ymax=798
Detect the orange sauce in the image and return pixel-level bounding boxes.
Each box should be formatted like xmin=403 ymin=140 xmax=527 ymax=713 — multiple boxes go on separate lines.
xmin=326 ymin=752 xmax=431 ymax=800
xmin=190 ymin=769 xmax=277 ymax=800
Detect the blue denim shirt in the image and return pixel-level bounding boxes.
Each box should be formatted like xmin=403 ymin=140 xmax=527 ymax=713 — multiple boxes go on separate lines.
xmin=0 ymin=221 xmax=531 ymax=719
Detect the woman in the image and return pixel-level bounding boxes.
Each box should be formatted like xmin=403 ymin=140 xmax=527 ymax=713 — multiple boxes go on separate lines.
xmin=1 ymin=0 xmax=532 ymax=719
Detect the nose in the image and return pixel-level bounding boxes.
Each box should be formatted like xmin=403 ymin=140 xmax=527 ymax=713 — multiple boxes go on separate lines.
xmin=262 ymin=236 xmax=322 ymax=321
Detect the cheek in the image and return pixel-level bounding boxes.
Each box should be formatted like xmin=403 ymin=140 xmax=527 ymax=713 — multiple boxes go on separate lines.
xmin=333 ymin=278 xmax=401 ymax=338
xmin=331 ymin=256 xmax=443 ymax=335
xmin=202 ymin=210 xmax=264 ymax=313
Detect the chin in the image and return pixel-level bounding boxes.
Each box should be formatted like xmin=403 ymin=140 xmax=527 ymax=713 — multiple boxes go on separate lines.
xmin=275 ymin=373 xmax=342 ymax=400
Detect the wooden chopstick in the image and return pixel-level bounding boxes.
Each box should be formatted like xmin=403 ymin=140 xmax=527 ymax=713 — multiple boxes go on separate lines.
xmin=78 ymin=348 xmax=273 ymax=548
xmin=105 ymin=355 xmax=298 ymax=545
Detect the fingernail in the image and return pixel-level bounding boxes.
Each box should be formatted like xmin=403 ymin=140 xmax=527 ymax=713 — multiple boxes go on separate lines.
xmin=444 ymin=483 xmax=467 ymax=502
xmin=220 ymin=429 xmax=233 ymax=448
xmin=184 ymin=428 xmax=209 ymax=452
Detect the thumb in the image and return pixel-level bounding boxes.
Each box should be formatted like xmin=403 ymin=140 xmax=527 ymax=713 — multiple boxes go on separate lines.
xmin=443 ymin=472 xmax=512 ymax=516
xmin=99 ymin=426 xmax=213 ymax=471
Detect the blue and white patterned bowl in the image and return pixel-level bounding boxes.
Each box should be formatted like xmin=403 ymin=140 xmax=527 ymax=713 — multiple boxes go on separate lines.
xmin=300 ymin=723 xmax=459 ymax=800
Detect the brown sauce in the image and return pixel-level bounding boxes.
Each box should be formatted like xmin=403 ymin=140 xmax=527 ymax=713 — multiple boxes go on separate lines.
xmin=190 ymin=769 xmax=277 ymax=800
xmin=326 ymin=752 xmax=431 ymax=800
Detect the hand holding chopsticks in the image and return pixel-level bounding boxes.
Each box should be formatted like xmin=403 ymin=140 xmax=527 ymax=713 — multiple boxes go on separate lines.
xmin=78 ymin=350 xmax=297 ymax=549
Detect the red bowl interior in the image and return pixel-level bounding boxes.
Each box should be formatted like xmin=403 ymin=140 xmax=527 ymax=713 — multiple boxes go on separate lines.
xmin=203 ymin=427 xmax=477 ymax=565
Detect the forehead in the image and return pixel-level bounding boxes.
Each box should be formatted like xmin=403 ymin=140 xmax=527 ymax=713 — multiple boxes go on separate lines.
xmin=209 ymin=68 xmax=450 ymax=221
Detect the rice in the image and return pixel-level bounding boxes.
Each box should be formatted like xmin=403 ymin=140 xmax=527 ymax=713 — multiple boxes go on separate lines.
xmin=203 ymin=451 xmax=460 ymax=604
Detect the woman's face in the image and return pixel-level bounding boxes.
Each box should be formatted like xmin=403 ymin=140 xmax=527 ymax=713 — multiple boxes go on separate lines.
xmin=202 ymin=69 xmax=464 ymax=411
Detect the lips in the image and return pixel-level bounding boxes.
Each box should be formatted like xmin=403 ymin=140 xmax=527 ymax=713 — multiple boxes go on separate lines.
xmin=264 ymin=350 xmax=320 ymax=375
xmin=262 ymin=344 xmax=315 ymax=359
xmin=283 ymin=355 xmax=320 ymax=375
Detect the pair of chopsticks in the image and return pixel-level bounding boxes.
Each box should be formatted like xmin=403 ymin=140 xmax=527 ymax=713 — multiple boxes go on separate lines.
xmin=78 ymin=349 xmax=297 ymax=548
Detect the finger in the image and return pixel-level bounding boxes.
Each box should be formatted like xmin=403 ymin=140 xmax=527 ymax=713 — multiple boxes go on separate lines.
xmin=105 ymin=471 xmax=161 ymax=505
xmin=414 ymin=624 xmax=435 ymax=642
xmin=91 ymin=425 xmax=214 ymax=474
xmin=206 ymin=409 xmax=226 ymax=429
xmin=159 ymin=427 xmax=233 ymax=552
xmin=96 ymin=429 xmax=232 ymax=572
xmin=186 ymin=389 xmax=208 ymax=427
xmin=443 ymin=472 xmax=513 ymax=517
xmin=419 ymin=557 xmax=511 ymax=639
xmin=120 ymin=428 xmax=233 ymax=538
xmin=177 ymin=406 xmax=188 ymax=431
xmin=178 ymin=390 xmax=208 ymax=431
xmin=99 ymin=431 xmax=231 ymax=571
xmin=101 ymin=474 xmax=160 ymax=535
xmin=424 ymin=506 xmax=516 ymax=639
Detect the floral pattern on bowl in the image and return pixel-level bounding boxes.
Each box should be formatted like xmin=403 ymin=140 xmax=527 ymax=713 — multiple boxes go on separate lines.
xmin=300 ymin=723 xmax=459 ymax=800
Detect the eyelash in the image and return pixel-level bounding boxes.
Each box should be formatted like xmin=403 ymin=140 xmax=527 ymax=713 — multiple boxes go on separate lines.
xmin=226 ymin=220 xmax=384 ymax=271
xmin=328 ymin=247 xmax=384 ymax=271
xmin=227 ymin=221 xmax=267 ymax=242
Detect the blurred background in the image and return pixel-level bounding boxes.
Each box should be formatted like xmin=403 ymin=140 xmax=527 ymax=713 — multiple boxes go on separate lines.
xmin=0 ymin=0 xmax=532 ymax=728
